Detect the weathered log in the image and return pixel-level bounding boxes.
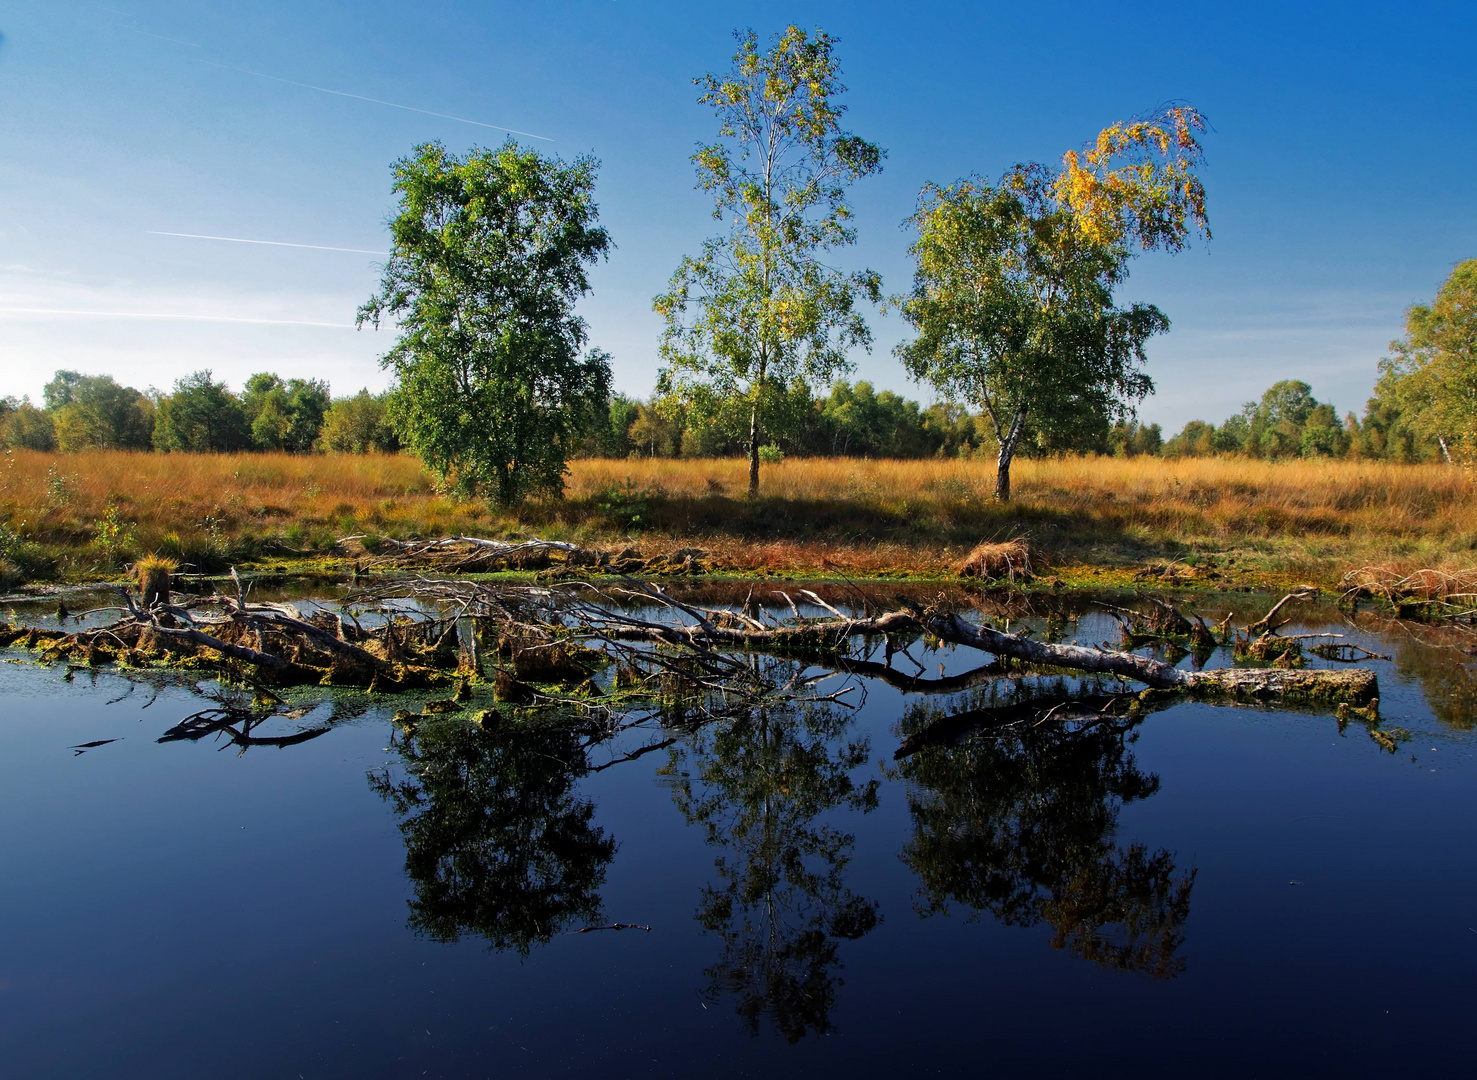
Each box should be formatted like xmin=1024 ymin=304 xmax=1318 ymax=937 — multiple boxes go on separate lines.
xmin=913 ymin=608 xmax=1377 ymax=706
xmin=918 ymin=609 xmax=1186 ymax=688
xmin=1179 ymin=666 xmax=1378 ymax=706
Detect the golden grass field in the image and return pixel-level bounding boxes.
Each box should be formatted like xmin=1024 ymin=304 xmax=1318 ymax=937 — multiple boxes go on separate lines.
xmin=0 ymin=449 xmax=1472 ymax=585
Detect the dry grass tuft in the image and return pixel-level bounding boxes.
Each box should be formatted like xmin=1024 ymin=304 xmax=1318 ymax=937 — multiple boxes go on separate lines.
xmin=1341 ymin=564 xmax=1477 ymax=605
xmin=956 ymin=538 xmax=1032 ymax=580
xmin=135 ymin=554 xmax=178 ymax=608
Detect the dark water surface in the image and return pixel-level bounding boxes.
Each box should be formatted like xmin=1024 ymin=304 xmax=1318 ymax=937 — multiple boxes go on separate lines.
xmin=1 ymin=599 xmax=1475 ymax=1077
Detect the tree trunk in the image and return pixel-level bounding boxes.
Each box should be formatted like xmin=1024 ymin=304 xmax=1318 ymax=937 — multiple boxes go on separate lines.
xmin=747 ymin=401 xmax=761 ymax=499
xmin=916 ymin=608 xmax=1377 ymax=706
xmin=994 ymin=406 xmax=1028 ymax=502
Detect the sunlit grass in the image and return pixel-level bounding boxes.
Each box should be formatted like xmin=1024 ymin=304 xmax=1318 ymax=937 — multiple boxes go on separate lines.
xmin=1 ymin=449 xmax=1472 ymax=581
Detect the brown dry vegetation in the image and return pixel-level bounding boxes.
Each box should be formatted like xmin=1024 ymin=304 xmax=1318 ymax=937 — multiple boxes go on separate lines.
xmin=1 ymin=449 xmax=1473 ymax=585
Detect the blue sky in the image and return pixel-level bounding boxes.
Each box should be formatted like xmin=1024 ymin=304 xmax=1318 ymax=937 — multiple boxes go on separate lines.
xmin=1 ymin=0 xmax=1473 ymax=431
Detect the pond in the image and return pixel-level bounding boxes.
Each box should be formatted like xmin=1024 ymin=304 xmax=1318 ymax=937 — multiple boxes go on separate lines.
xmin=0 ymin=590 xmax=1474 ymax=1077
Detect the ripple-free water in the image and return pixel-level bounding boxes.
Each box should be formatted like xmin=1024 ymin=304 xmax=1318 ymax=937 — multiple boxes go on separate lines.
xmin=1 ymin=604 xmax=1474 ymax=1077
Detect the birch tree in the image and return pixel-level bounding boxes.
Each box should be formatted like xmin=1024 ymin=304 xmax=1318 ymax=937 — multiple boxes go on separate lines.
xmin=655 ymin=26 xmax=883 ymax=497
xmin=897 ymin=107 xmax=1210 ymax=500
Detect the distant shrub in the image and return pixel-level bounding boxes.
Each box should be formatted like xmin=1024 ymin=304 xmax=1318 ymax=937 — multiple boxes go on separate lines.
xmin=318 ymin=391 xmax=400 ymax=454
xmin=0 ymin=402 xmax=57 ymax=451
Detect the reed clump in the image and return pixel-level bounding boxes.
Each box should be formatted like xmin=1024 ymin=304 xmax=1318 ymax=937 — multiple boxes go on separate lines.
xmin=135 ymin=554 xmax=177 ymax=609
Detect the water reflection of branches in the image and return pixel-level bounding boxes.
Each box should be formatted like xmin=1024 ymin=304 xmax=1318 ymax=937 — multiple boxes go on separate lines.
xmin=159 ymin=707 xmax=333 ymax=751
xmin=1356 ymin=613 xmax=1477 ymax=729
xmin=155 ymin=690 xmax=361 ymax=753
xmin=664 ymin=700 xmax=881 ymax=1043
xmin=369 ymin=715 xmax=615 ymax=956
xmin=895 ymin=682 xmax=1196 ymax=979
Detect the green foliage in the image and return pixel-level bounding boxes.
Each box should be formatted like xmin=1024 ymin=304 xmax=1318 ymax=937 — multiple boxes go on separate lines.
xmin=0 ymin=519 xmax=26 ymax=562
xmin=152 ymin=371 xmax=250 ymax=453
xmin=814 ymin=380 xmax=931 ymax=457
xmin=655 ymin=25 xmax=884 ymax=495
xmin=318 ymin=390 xmax=401 ymax=454
xmin=44 ymin=465 xmax=77 ymax=506
xmin=1162 ymin=419 xmax=1217 ymax=457
xmin=571 ymin=393 xmax=640 ymax=459
xmin=0 ymin=400 xmax=57 ymax=451
xmin=1106 ymin=421 xmax=1164 ymax=457
xmin=594 ymin=478 xmax=662 ymax=532
xmin=241 ymin=373 xmax=331 ymax=452
xmin=1362 ymin=259 xmax=1477 ymax=464
xmin=1168 ymin=383 xmax=1351 ymax=460
xmin=587 ymin=379 xmax=1012 ymax=462
xmin=360 ymin=140 xmax=613 ymax=505
xmin=897 ymin=167 xmax=1171 ymax=499
xmin=898 ymin=106 xmax=1210 ymax=500
xmin=42 ymin=371 xmax=154 ymax=451
xmin=1352 ymin=383 xmax=1426 ymax=462
xmin=92 ymin=501 xmax=137 ymax=568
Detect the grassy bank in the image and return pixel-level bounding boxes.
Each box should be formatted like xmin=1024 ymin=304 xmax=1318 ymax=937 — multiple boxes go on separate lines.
xmin=1 ymin=450 xmax=1472 ymax=587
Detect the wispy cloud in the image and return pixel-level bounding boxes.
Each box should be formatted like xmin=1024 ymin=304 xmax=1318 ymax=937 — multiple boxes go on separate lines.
xmin=147 ymin=231 xmax=388 ymax=255
xmin=0 ymin=306 xmax=354 ymax=328
xmin=131 ymin=28 xmax=200 ymax=48
xmin=197 ymin=60 xmax=553 ymax=141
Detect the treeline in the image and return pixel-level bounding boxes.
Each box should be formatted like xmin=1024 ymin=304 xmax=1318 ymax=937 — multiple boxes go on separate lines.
xmin=0 ymin=370 xmax=1173 ymax=462
xmin=582 ymin=375 xmax=1450 ymax=464
xmin=0 ymin=365 xmax=1453 ymax=465
xmin=1160 ymin=369 xmax=1454 ymax=464
xmin=0 ymin=370 xmax=398 ymax=455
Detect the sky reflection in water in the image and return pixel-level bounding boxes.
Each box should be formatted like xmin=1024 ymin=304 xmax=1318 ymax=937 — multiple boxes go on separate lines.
xmin=0 ymin=605 xmax=1474 ymax=1077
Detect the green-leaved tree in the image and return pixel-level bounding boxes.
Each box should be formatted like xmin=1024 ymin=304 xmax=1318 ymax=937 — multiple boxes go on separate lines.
xmin=241 ymin=374 xmax=331 ymax=452
xmin=655 ymin=26 xmax=884 ymax=497
xmin=1373 ymin=258 xmax=1477 ymax=465
xmin=897 ymin=107 xmax=1210 ymax=500
xmin=359 ymin=140 xmax=613 ymax=505
xmin=152 ymin=371 xmax=249 ymax=453
xmin=43 ymin=370 xmax=154 ymax=452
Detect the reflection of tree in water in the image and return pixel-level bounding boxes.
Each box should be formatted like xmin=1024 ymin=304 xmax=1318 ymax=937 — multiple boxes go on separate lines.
xmin=665 ymin=702 xmax=881 ymax=1042
xmin=896 ymin=692 xmax=1195 ymax=978
xmin=369 ymin=716 xmax=615 ymax=955
xmin=1389 ymin=632 xmax=1477 ymax=729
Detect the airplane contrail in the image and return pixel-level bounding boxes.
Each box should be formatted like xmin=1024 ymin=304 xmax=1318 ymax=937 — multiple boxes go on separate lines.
xmin=148 ymin=230 xmax=389 ymax=255
xmin=132 ymin=28 xmax=200 ymax=48
xmin=0 ymin=307 xmax=354 ymax=328
xmin=197 ymin=60 xmax=553 ymax=141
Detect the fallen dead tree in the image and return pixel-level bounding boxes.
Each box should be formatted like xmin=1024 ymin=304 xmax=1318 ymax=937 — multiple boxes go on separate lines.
xmin=369 ymin=579 xmax=1380 ymax=710
xmin=911 ymin=605 xmax=1376 ymax=708
xmin=0 ymin=568 xmax=1380 ymax=714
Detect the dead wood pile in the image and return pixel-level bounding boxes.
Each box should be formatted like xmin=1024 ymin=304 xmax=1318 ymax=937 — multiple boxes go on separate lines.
xmin=0 ymin=568 xmax=1381 ymax=716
